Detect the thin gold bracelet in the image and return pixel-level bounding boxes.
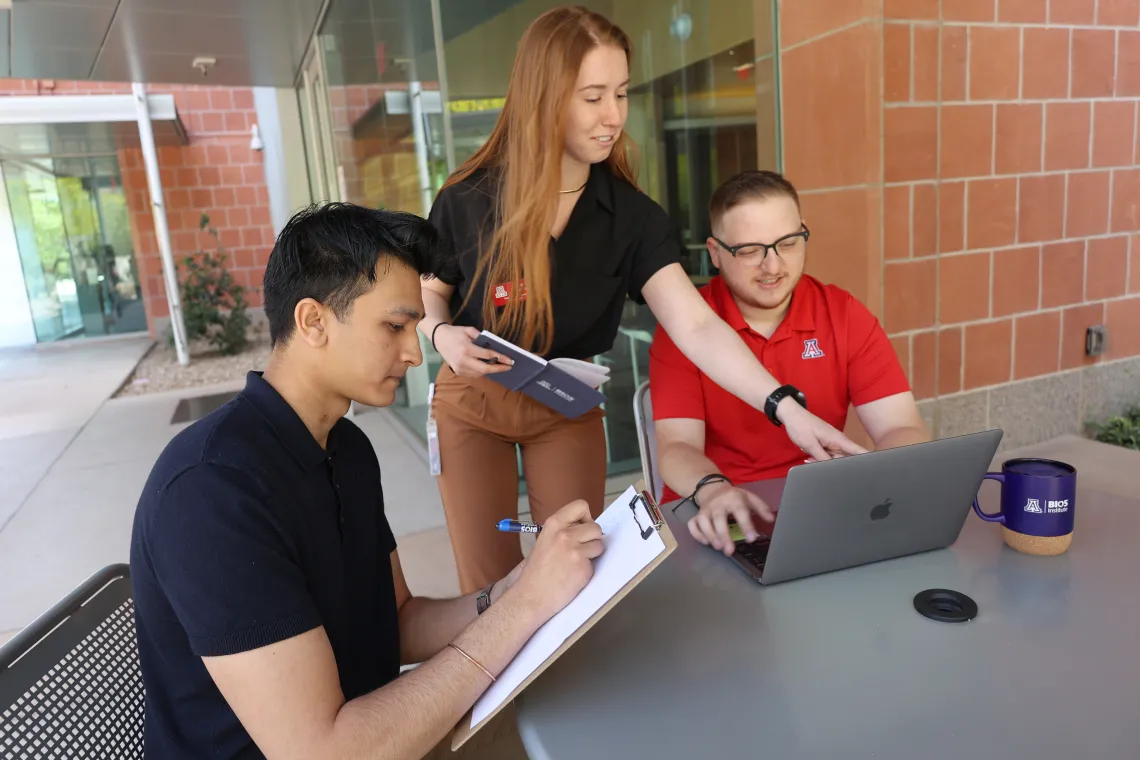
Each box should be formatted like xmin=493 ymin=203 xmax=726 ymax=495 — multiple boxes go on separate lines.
xmin=448 ymin=643 xmax=496 ymax=682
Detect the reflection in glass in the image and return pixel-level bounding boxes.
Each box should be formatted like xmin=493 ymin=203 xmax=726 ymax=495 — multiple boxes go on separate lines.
xmin=2 ymin=156 xmax=147 ymax=342
xmin=318 ymin=0 xmax=445 ymax=215
xmin=310 ymin=0 xmax=778 ymax=476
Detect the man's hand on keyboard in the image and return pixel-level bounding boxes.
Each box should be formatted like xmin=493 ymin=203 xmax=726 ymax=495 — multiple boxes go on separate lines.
xmin=688 ymin=482 xmax=774 ymax=556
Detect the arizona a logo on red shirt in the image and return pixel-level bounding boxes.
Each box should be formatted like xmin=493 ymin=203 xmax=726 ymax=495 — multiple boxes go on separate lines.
xmin=802 ymin=338 xmax=825 ymax=359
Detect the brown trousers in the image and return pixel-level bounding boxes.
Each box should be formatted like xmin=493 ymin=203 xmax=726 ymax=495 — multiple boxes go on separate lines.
xmin=432 ymin=363 xmax=608 ymax=593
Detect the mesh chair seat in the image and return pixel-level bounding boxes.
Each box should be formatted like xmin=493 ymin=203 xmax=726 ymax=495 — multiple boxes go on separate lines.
xmin=0 ymin=564 xmax=144 ymax=759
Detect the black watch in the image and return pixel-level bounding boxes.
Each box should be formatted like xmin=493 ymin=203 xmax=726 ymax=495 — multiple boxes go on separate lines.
xmin=764 ymin=384 xmax=807 ymax=427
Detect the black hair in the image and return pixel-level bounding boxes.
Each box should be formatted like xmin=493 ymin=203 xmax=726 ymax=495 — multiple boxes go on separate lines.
xmin=262 ymin=203 xmax=452 ymax=347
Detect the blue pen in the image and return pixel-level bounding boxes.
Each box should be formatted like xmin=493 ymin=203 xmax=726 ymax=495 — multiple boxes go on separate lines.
xmin=497 ymin=519 xmax=541 ymax=534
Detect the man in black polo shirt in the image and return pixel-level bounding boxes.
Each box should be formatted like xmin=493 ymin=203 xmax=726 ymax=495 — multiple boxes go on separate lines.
xmin=130 ymin=204 xmax=604 ymax=760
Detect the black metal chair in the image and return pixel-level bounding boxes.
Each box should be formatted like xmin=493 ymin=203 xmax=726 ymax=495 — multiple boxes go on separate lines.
xmin=0 ymin=564 xmax=144 ymax=759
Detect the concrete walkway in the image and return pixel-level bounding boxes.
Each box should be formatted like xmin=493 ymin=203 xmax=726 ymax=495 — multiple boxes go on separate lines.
xmin=0 ymin=338 xmax=153 ymax=530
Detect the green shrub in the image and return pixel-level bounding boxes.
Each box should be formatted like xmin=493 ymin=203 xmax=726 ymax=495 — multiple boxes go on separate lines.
xmin=1087 ymin=406 xmax=1140 ymax=451
xmin=175 ymin=213 xmax=251 ymax=356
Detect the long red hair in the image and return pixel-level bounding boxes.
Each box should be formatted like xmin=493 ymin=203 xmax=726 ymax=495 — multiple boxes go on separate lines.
xmin=442 ymin=5 xmax=639 ymax=354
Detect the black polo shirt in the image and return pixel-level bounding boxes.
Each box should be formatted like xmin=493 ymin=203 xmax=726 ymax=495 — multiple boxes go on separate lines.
xmin=428 ymin=162 xmax=681 ymax=359
xmin=129 ymin=372 xmax=400 ymax=760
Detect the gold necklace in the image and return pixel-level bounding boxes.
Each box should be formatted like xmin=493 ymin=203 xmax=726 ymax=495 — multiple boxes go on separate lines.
xmin=559 ymin=179 xmax=588 ymax=194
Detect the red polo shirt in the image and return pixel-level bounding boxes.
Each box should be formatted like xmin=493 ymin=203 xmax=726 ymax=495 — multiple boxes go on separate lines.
xmin=649 ymin=274 xmax=910 ymax=502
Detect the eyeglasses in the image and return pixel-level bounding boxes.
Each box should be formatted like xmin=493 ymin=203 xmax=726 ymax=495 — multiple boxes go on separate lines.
xmin=712 ymin=224 xmax=811 ymax=264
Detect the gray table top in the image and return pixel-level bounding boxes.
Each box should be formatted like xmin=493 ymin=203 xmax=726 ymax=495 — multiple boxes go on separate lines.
xmin=516 ymin=483 xmax=1140 ymax=760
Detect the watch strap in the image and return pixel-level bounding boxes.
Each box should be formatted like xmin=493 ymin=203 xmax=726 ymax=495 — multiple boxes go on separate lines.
xmin=765 ymin=384 xmax=806 ymax=427
xmin=476 ymin=583 xmax=494 ymax=615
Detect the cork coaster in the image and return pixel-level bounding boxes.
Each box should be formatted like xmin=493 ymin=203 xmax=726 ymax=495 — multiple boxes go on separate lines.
xmin=1002 ymin=527 xmax=1072 ymax=556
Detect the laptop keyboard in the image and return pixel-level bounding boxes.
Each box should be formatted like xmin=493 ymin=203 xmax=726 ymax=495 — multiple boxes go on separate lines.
xmin=734 ymin=537 xmax=771 ymax=569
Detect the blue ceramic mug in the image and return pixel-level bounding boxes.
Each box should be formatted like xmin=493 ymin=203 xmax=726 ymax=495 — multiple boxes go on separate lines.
xmin=972 ymin=458 xmax=1076 ymax=555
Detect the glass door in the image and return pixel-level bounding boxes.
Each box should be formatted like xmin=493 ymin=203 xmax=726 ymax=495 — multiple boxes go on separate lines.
xmin=2 ymin=156 xmax=146 ymax=342
xmin=57 ymin=172 xmax=109 ymax=337
xmin=5 ymin=159 xmax=85 ymax=341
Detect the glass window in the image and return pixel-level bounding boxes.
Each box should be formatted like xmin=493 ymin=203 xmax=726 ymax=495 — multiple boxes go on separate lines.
xmin=309 ymin=0 xmax=780 ymax=477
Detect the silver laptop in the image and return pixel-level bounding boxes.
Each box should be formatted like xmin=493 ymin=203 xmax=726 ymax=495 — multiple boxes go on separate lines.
xmin=722 ymin=430 xmax=1004 ymax=585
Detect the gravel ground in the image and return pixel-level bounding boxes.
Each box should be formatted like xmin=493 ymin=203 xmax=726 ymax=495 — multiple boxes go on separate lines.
xmin=115 ymin=337 xmax=272 ymax=397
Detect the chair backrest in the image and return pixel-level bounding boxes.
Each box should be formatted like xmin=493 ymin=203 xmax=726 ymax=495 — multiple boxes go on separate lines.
xmin=632 ymin=381 xmax=663 ymax=503
xmin=0 ymin=564 xmax=144 ymax=759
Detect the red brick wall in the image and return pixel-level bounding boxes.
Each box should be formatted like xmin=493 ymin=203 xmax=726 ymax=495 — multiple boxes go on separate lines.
xmin=775 ymin=0 xmax=1140 ymax=421
xmin=0 ymin=78 xmax=275 ymax=335
xmin=777 ymin=4 xmax=885 ymax=320
xmin=881 ymin=1 xmax=1140 ymax=399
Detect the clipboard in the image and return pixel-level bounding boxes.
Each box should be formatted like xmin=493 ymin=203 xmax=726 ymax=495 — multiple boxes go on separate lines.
xmin=451 ymin=483 xmax=677 ymax=750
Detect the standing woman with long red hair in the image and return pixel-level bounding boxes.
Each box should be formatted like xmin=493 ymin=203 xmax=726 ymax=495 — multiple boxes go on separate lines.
xmin=422 ymin=5 xmax=863 ymax=594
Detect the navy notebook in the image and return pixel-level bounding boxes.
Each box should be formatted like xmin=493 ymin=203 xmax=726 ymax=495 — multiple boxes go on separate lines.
xmin=473 ymin=331 xmax=609 ymax=419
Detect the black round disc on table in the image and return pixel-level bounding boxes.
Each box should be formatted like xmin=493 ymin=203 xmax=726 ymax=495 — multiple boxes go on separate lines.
xmin=913 ymin=588 xmax=978 ymax=623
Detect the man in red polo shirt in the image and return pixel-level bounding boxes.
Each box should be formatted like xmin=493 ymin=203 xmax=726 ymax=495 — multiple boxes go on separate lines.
xmin=649 ymin=170 xmax=929 ymax=555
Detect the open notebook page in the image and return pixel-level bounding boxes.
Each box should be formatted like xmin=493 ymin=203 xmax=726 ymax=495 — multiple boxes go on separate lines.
xmin=469 ymin=486 xmax=666 ymax=727
xmin=478 ymin=330 xmax=545 ymax=364
xmin=548 ymin=357 xmax=610 ymax=388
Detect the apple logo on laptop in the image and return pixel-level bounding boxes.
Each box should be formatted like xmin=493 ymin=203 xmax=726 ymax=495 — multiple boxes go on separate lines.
xmin=870 ymin=498 xmax=893 ymax=521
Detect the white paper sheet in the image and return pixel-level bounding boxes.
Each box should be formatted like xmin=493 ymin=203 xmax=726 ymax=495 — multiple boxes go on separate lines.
xmin=549 ymin=357 xmax=610 ymax=388
xmin=469 ymin=486 xmax=666 ymax=727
